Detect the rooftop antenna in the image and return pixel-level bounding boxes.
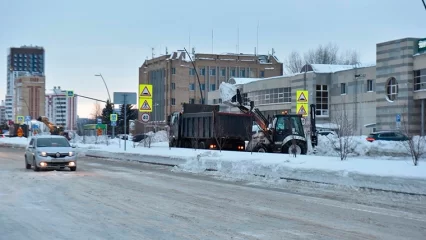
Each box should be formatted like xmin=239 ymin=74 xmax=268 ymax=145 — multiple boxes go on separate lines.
xmin=151 ymin=47 xmax=155 ymax=59
xmin=272 ymin=48 xmax=275 ymax=56
xmin=212 ymin=29 xmax=214 ymax=54
xmin=189 ymin=28 xmax=191 ymax=55
xmin=166 ymin=47 xmax=168 ymax=55
xmin=237 ymin=25 xmax=240 ymax=54
xmin=256 ymin=20 xmax=259 ymax=55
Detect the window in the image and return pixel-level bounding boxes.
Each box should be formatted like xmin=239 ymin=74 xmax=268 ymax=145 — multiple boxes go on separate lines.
xmin=189 ymin=68 xmax=195 ymax=76
xmin=260 ymin=71 xmax=265 ymax=77
xmin=340 ymin=83 xmax=346 ymax=95
xmin=171 ymin=82 xmax=176 ymax=90
xmin=221 ymin=68 xmax=226 ymax=77
xmin=315 ymin=85 xmax=329 ymax=116
xmin=386 ymin=77 xmax=398 ymax=102
xmin=199 ymin=68 xmax=205 ymax=76
xmin=213 ymin=99 xmax=217 ymax=104
xmin=210 ymin=68 xmax=216 ymax=76
xmin=246 ymin=87 xmax=291 ymax=106
xmin=239 ymin=69 xmax=246 ymax=77
xmin=189 ymin=83 xmax=195 ymax=91
xmin=367 ymin=79 xmax=373 ymax=92
xmin=201 ymin=84 xmax=205 ymax=90
xmin=414 ymin=69 xmax=426 ymax=91
xmin=219 ymin=98 xmax=222 ymax=103
xmin=230 ymin=69 xmax=236 ymax=77
xmin=210 ymin=84 xmax=216 ymax=91
xmin=171 ymin=68 xmax=176 ymax=74
xmin=189 ymin=98 xmax=195 ymax=104
xmin=171 ymin=98 xmax=176 ymax=105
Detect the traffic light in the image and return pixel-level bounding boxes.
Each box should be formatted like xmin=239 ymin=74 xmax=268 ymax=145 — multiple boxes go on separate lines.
xmin=97 ymin=128 xmax=102 ymax=136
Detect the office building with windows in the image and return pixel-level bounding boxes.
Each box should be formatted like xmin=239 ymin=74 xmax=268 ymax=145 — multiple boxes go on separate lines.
xmin=13 ymin=75 xmax=46 ymax=120
xmin=138 ymin=50 xmax=283 ymax=121
xmin=208 ymin=37 xmax=426 ymax=135
xmin=5 ymin=46 xmax=45 ymax=121
xmin=45 ymin=86 xmax=78 ymax=130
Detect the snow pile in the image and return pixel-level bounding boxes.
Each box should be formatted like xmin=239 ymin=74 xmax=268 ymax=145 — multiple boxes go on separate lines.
xmin=176 ymin=151 xmax=426 ymax=194
xmin=219 ymin=82 xmax=237 ymax=103
xmin=314 ymin=135 xmax=424 ymax=158
xmin=145 ymin=130 xmax=168 ymax=143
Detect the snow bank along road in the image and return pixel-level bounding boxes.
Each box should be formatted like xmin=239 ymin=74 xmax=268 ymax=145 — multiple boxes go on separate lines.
xmin=1 ymin=148 xmax=426 ymax=240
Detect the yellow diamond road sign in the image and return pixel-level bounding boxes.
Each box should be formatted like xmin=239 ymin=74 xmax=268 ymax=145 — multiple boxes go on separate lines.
xmin=296 ymin=90 xmax=308 ymax=103
xmin=139 ymin=84 xmax=153 ymax=98
xmin=139 ymin=98 xmax=153 ymax=112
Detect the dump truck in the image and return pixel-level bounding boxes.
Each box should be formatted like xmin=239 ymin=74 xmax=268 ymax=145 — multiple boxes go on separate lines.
xmin=168 ymin=103 xmax=252 ymax=151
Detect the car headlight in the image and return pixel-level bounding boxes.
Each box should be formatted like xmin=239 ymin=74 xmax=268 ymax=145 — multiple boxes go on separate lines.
xmin=69 ymin=151 xmax=74 ymax=157
xmin=40 ymin=152 xmax=47 ymax=157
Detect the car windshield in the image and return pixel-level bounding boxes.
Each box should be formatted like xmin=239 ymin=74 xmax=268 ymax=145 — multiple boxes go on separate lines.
xmin=36 ymin=138 xmax=70 ymax=147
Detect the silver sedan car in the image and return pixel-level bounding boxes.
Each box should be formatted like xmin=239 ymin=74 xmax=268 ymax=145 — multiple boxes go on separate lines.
xmin=25 ymin=135 xmax=77 ymax=171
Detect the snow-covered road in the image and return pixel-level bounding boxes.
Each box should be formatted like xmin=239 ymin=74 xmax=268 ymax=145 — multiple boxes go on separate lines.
xmin=1 ymin=148 xmax=426 ymax=240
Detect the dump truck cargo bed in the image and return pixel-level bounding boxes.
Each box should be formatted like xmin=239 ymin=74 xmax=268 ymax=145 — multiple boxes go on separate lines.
xmin=180 ymin=111 xmax=252 ymax=140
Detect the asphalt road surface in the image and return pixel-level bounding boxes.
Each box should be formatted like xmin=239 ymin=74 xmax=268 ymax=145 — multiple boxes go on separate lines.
xmin=1 ymin=147 xmax=425 ymax=240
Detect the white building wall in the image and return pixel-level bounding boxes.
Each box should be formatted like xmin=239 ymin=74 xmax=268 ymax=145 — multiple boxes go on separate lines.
xmin=45 ymin=87 xmax=78 ymax=130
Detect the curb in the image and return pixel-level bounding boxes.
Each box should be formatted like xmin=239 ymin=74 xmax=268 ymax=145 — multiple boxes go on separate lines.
xmin=84 ymin=154 xmax=178 ymax=167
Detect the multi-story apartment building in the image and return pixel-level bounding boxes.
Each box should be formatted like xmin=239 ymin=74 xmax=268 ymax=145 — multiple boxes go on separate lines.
xmin=139 ymin=51 xmax=283 ymax=121
xmin=13 ymin=75 xmax=46 ymax=120
xmin=208 ymin=37 xmax=426 ymax=135
xmin=5 ymin=46 xmax=45 ymax=121
xmin=0 ymin=101 xmax=5 ymax=124
xmin=45 ymin=86 xmax=78 ymax=130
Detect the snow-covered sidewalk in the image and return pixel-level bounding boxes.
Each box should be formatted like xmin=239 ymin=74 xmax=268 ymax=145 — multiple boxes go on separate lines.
xmin=2 ymin=134 xmax=426 ymax=195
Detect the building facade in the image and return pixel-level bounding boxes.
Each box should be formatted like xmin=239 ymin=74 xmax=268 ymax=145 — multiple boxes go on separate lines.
xmin=138 ymin=51 xmax=283 ymax=121
xmin=208 ymin=37 xmax=426 ymax=136
xmin=45 ymin=86 xmax=78 ymax=130
xmin=0 ymin=101 xmax=5 ymax=124
xmin=5 ymin=46 xmax=45 ymax=121
xmin=13 ymin=75 xmax=46 ymax=120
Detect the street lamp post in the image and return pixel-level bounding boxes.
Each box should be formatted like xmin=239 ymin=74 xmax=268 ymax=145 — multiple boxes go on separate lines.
xmin=95 ymin=73 xmax=113 ymax=137
xmin=154 ymin=103 xmax=159 ymax=121
xmin=95 ymin=74 xmax=112 ymax=102
xmin=177 ymin=48 xmax=204 ymax=104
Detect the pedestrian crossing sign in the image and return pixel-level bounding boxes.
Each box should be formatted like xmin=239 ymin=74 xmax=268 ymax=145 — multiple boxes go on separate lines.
xmin=296 ymin=103 xmax=308 ymax=117
xmin=139 ymin=98 xmax=153 ymax=112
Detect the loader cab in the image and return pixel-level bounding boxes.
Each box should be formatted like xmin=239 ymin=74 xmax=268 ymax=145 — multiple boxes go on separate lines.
xmin=270 ymin=113 xmax=305 ymax=142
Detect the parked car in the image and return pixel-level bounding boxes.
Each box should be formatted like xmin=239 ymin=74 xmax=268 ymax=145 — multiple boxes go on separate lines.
xmin=0 ymin=133 xmax=9 ymax=138
xmin=25 ymin=135 xmax=77 ymax=172
xmin=366 ymin=131 xmax=410 ymax=142
xmin=317 ymin=130 xmax=336 ymax=136
xmin=132 ymin=134 xmax=148 ymax=142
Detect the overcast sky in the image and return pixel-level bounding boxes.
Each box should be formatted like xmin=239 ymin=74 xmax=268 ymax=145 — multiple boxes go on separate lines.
xmin=0 ymin=0 xmax=425 ymax=118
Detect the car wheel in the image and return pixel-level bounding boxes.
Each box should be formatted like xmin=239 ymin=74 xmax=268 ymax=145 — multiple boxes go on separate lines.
xmin=33 ymin=158 xmax=40 ymax=172
xmin=70 ymin=166 xmax=77 ymax=171
xmin=25 ymin=156 xmax=31 ymax=169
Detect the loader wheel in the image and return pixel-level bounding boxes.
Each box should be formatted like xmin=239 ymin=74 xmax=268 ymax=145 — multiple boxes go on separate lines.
xmin=282 ymin=141 xmax=306 ymax=155
xmin=253 ymin=145 xmax=267 ymax=153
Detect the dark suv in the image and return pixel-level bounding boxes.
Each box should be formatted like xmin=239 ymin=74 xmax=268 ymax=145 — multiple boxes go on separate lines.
xmin=366 ymin=131 xmax=410 ymax=142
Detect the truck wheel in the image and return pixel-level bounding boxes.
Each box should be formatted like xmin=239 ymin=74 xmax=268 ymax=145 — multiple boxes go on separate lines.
xmin=198 ymin=141 xmax=206 ymax=149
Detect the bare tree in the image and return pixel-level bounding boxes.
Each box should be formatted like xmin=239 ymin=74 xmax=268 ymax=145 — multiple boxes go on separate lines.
xmin=284 ymin=51 xmax=304 ymax=74
xmin=327 ymin=103 xmax=354 ymax=160
xmin=398 ymin=108 xmax=425 ymax=166
xmin=284 ymin=42 xmax=360 ymax=73
xmin=90 ymin=102 xmax=102 ymax=119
